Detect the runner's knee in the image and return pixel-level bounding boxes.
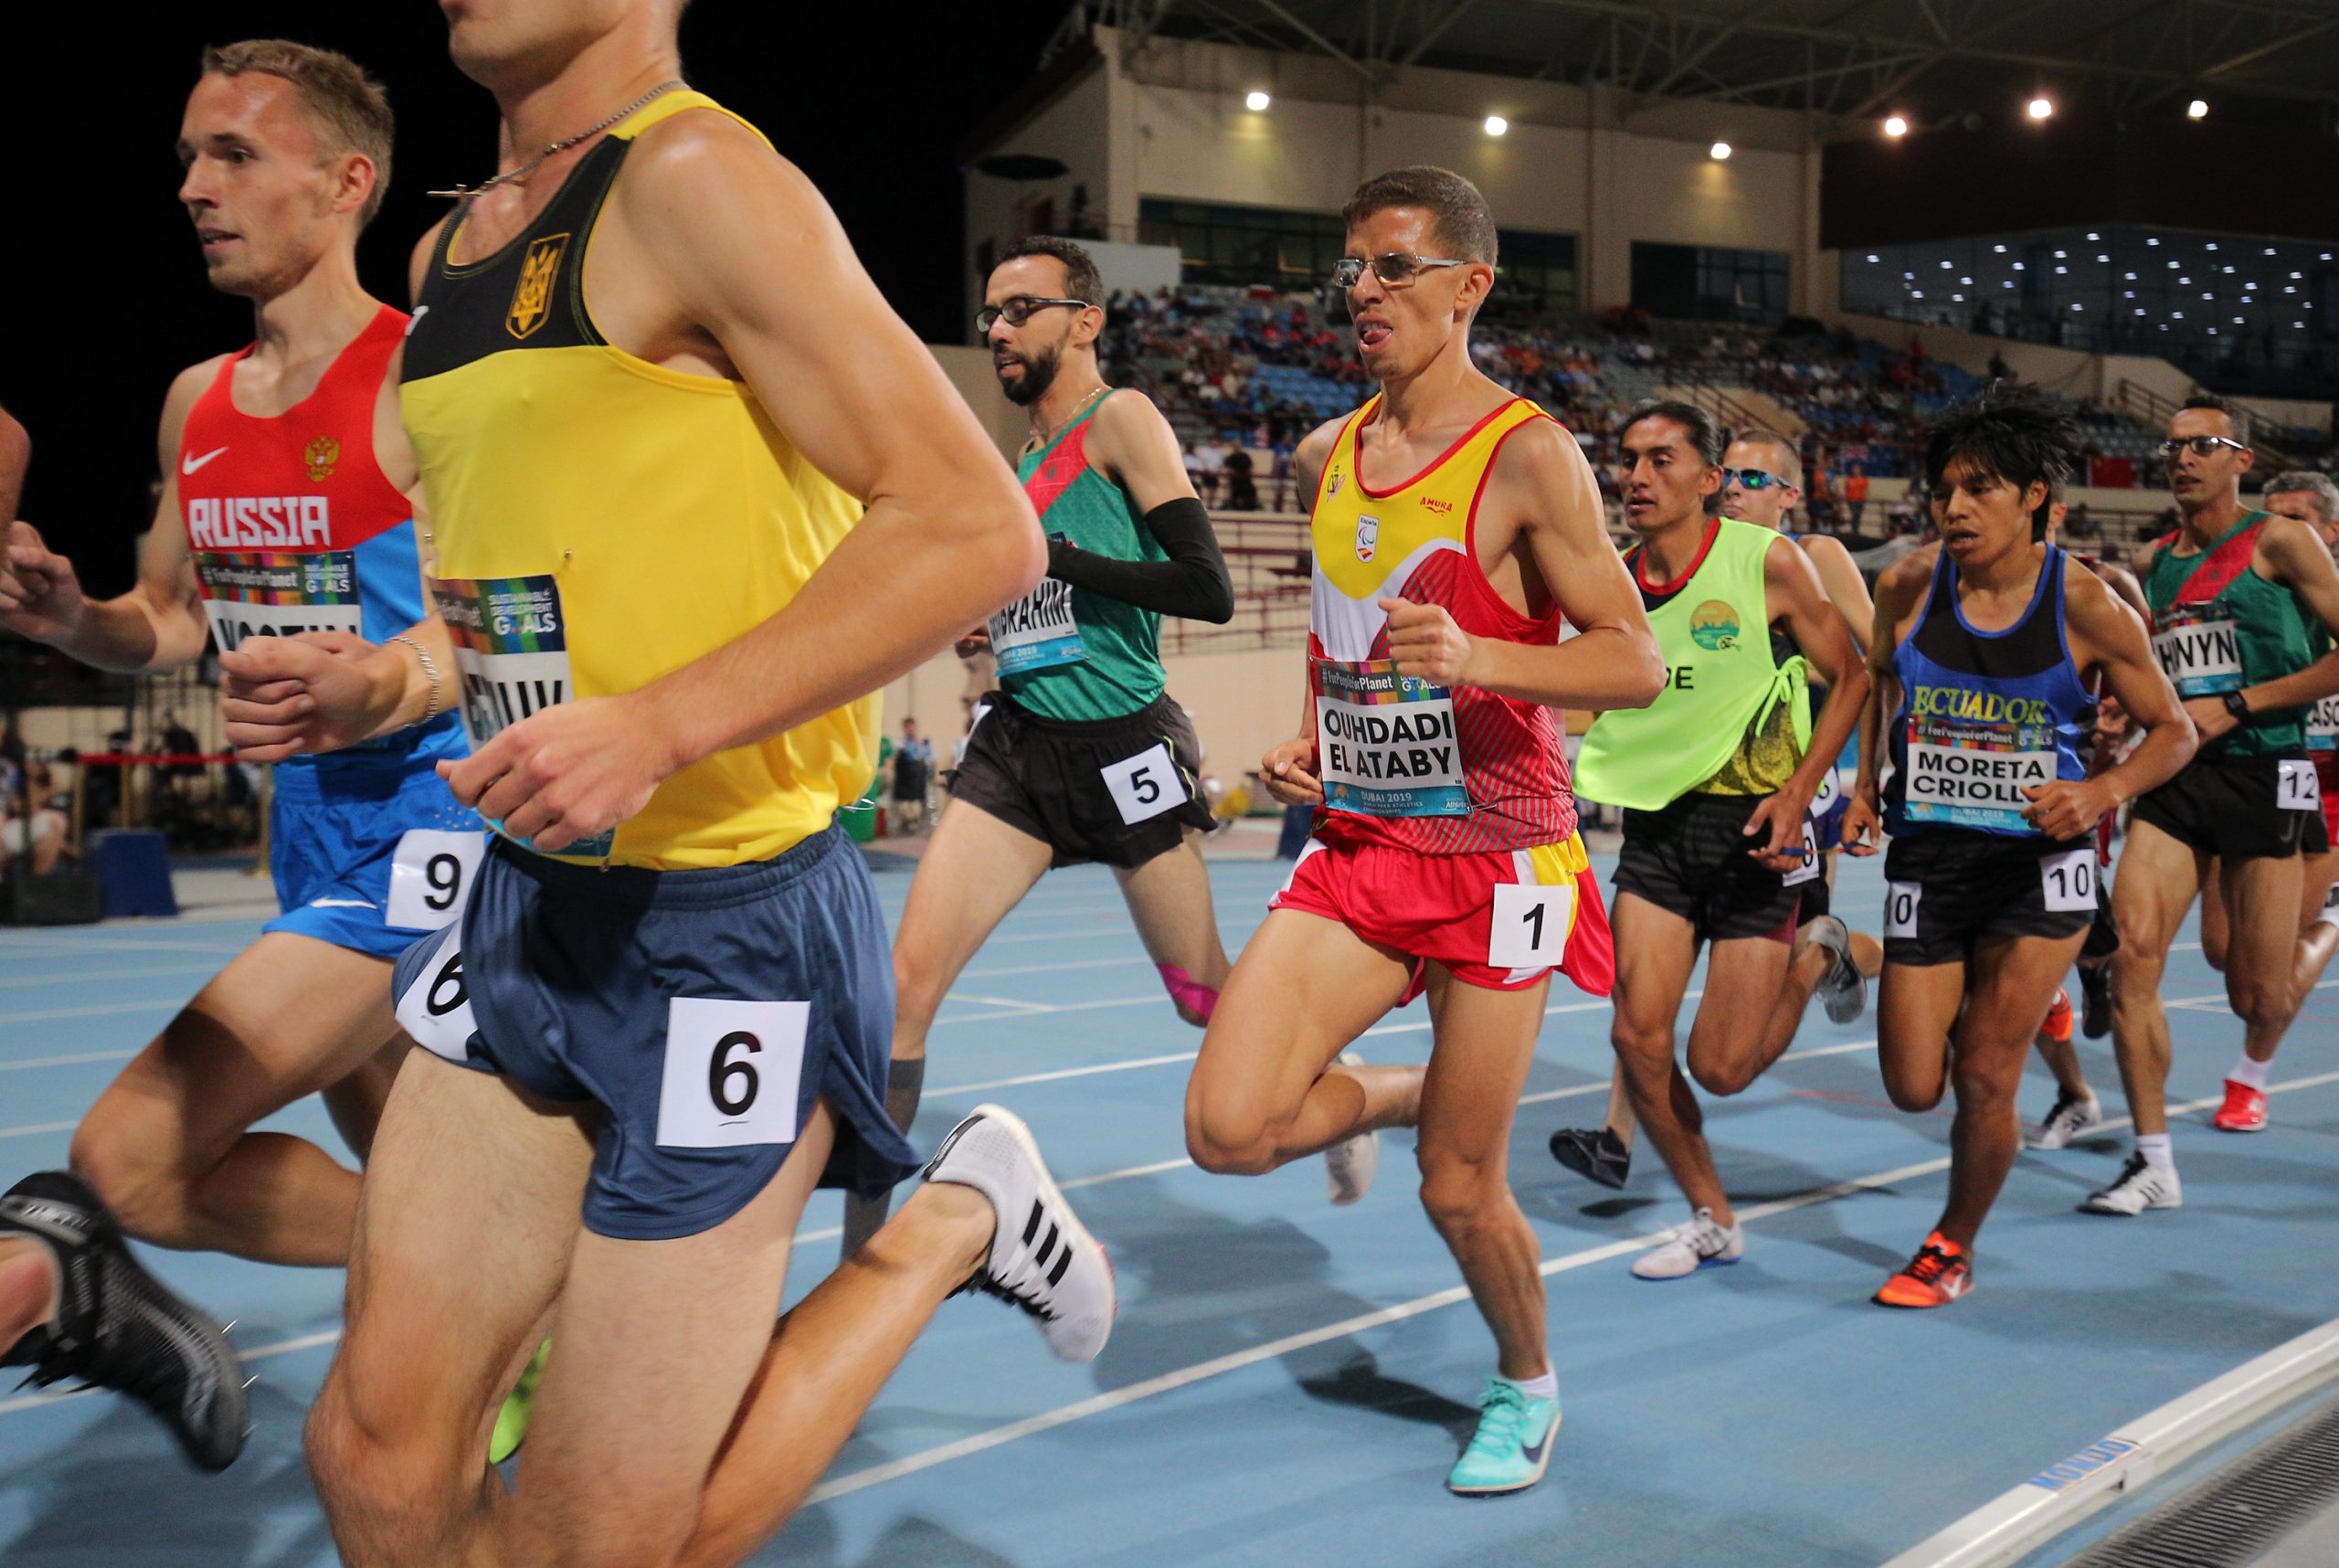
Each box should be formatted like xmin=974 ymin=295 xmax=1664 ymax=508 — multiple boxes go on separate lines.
xmin=69 ymin=1103 xmax=194 ymax=1245
xmin=304 ymin=1376 xmax=465 ymax=1560
xmin=1685 ymin=1041 xmax=1760 ymax=1098
xmin=2227 ymin=976 xmax=2290 ymax=1031
xmin=1416 ymin=1153 xmax=1507 ymax=1239
xmin=1183 ymin=1102 xmax=1281 ymax=1176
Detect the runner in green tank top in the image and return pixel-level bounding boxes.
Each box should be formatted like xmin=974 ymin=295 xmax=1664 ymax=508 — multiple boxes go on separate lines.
xmin=845 ymin=238 xmax=1239 ymax=1255
xmin=2092 ymin=395 xmax=2339 ymax=1217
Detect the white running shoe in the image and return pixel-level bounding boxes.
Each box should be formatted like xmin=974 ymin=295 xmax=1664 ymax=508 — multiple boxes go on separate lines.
xmin=2028 ymin=1088 xmax=2105 ymax=1150
xmin=2079 ymin=1152 xmax=2184 ymax=1216
xmin=1630 ymin=1206 xmax=1746 ymax=1279
xmin=1324 ymin=1051 xmax=1380 ymax=1207
xmin=1801 ymin=915 xmax=1868 ymax=1026
xmin=924 ymin=1105 xmax=1116 ymax=1362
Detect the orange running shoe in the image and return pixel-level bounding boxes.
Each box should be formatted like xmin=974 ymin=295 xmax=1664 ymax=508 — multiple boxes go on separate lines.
xmin=2212 ymin=1078 xmax=2270 ymax=1133
xmin=2040 ymin=988 xmax=2073 ymax=1044
xmin=1875 ymin=1232 xmax=1974 ymax=1308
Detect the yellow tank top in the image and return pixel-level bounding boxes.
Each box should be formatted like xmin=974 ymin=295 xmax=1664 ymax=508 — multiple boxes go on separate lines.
xmin=401 ymin=92 xmax=873 ymax=870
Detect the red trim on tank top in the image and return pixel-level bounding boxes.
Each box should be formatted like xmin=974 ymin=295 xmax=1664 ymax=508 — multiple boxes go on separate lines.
xmin=1459 ymin=410 xmax=1565 ymax=640
xmin=2165 ymin=516 xmax=2265 ymax=606
xmin=1352 ymin=396 xmax=1525 ymax=499
xmin=1635 ymin=515 xmax=1723 ymax=594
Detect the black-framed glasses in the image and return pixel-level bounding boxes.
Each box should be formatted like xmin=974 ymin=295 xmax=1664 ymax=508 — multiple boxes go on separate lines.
xmin=976 ymin=296 xmax=1092 ymax=334
xmin=1330 ymin=253 xmax=1469 ymax=290
xmin=2159 ymin=434 xmax=2250 ymax=457
xmin=1720 ymin=467 xmax=1793 ymax=492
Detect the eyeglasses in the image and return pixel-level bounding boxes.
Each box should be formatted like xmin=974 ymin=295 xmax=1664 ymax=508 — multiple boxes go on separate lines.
xmin=975 ymin=296 xmax=1092 ymax=334
xmin=1330 ymin=253 xmax=1469 ymax=291
xmin=2158 ymin=434 xmax=2250 ymax=457
xmin=1720 ymin=468 xmax=1793 ymax=492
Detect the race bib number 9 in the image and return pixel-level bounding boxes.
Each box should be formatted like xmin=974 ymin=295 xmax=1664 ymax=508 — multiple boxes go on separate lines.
xmin=2151 ymin=605 xmax=2244 ymax=698
xmin=1100 ymin=741 xmax=1187 ymax=826
xmin=656 ymin=998 xmax=808 ymax=1150
xmin=1314 ymin=657 xmax=1468 ymax=818
xmin=989 ymin=580 xmax=1085 ymax=677
xmin=2038 ymin=846 xmax=2096 ymax=912
xmin=387 ymin=830 xmax=487 ymax=931
xmin=196 ymin=550 xmax=365 ymax=652
xmin=1884 ymin=881 xmax=1922 ymax=938
xmin=2278 ymin=758 xmax=2319 ymax=811
xmin=1488 ymin=881 xmax=1575 ymax=969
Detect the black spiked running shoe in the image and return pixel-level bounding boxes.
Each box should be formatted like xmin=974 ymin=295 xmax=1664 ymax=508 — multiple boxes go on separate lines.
xmin=1548 ymin=1126 xmax=1632 ymax=1191
xmin=2080 ymin=962 xmax=2113 ymax=1040
xmin=0 ymin=1171 xmax=249 ymax=1470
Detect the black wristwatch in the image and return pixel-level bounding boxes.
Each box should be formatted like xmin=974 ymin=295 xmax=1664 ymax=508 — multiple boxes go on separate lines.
xmin=2221 ymin=689 xmax=2252 ymax=721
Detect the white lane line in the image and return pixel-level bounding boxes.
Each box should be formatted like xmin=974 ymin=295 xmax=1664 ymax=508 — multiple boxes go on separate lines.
xmin=961 ymin=957 xmax=1153 ymax=980
xmin=0 ymin=1329 xmax=345 ymax=1416
xmin=0 ymin=963 xmax=223 ymax=990
xmin=932 ymin=1053 xmax=1201 ymax=1097
xmin=0 ymin=1000 xmax=175 ymax=1029
xmin=931 ymin=995 xmax=1164 ymax=1026
xmin=0 ymin=1050 xmax=138 ymax=1075
xmin=803 ymin=1068 xmax=2339 ymax=1505
xmin=0 ymin=1122 xmax=75 ymax=1141
xmin=942 ymin=993 xmax=1053 ymax=1013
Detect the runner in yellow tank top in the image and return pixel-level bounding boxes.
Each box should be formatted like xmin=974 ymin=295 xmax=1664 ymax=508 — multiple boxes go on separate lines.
xmin=232 ymin=5 xmax=1121 ymax=1560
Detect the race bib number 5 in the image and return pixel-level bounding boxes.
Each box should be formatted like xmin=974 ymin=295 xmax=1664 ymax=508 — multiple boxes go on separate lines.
xmin=1101 ymin=741 xmax=1188 ymax=826
xmin=387 ymin=830 xmax=486 ymax=931
xmin=1489 ymin=881 xmax=1575 ymax=969
xmin=2278 ymin=758 xmax=2319 ymax=811
xmin=656 ymin=998 xmax=808 ymax=1150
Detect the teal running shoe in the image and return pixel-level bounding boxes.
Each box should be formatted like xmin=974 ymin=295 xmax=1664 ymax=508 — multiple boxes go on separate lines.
xmin=1445 ymin=1377 xmax=1561 ymax=1496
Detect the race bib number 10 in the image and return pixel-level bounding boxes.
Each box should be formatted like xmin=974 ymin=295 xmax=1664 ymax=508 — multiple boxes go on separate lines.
xmin=1782 ymin=820 xmax=1820 ymax=887
xmin=1884 ymin=882 xmax=1922 ymax=938
xmin=1314 ymin=657 xmax=1468 ymax=818
xmin=2038 ymin=847 xmax=2096 ymax=912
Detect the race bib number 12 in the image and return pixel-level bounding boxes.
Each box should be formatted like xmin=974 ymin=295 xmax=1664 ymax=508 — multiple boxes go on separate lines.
xmin=2278 ymin=758 xmax=2319 ymax=811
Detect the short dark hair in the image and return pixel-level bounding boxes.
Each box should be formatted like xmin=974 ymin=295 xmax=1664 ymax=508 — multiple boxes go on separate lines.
xmin=2178 ymin=391 xmax=2249 ymax=442
xmin=201 ymin=40 xmax=393 ymax=227
xmin=1341 ymin=166 xmax=1498 ymax=268
xmin=1923 ymin=386 xmax=2077 ymax=541
xmin=1622 ymin=399 xmax=1726 ymax=469
xmin=995 ymin=236 xmax=1103 ymax=310
xmin=1729 ymin=426 xmax=1803 ymax=489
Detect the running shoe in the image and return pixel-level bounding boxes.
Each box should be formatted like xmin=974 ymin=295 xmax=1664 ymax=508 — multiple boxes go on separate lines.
xmin=0 ymin=1171 xmax=248 ymax=1471
xmin=2079 ymin=1152 xmax=2183 ymax=1216
xmin=1874 ymin=1231 xmax=1974 ymax=1308
xmin=925 ymin=1105 xmax=1116 ymax=1363
xmin=1323 ymin=1051 xmax=1379 ymax=1207
xmin=1445 ymin=1377 xmax=1561 ymax=1497
xmin=2040 ymin=988 xmax=2073 ymax=1044
xmin=1630 ymin=1206 xmax=1745 ymax=1279
xmin=2028 ymin=1087 xmax=2104 ymax=1150
xmin=1801 ymin=915 xmax=1867 ymax=1025
xmin=1548 ymin=1126 xmax=1631 ymax=1191
xmin=2211 ymin=1078 xmax=2270 ymax=1134
xmin=2079 ymin=963 xmax=2112 ymax=1039
xmin=489 ymin=1337 xmax=550 ymax=1465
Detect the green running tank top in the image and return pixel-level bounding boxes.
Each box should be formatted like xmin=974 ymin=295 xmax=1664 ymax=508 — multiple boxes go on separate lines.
xmin=2142 ymin=512 xmax=2315 ymax=758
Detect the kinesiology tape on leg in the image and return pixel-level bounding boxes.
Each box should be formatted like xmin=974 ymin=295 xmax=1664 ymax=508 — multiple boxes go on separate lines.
xmin=1156 ymin=963 xmax=1220 ymax=1022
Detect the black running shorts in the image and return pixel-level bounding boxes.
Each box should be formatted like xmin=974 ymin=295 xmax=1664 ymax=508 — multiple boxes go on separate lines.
xmin=1614 ymin=792 xmax=1799 ymax=944
xmin=949 ymin=692 xmax=1218 ymax=870
xmin=1881 ymin=830 xmax=2097 ymax=967
xmin=2132 ymin=753 xmax=2315 ymax=862
xmin=2081 ymin=873 xmax=2120 ymax=963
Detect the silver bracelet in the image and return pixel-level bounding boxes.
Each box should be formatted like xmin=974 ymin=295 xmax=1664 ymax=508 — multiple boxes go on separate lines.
xmin=386 ymin=634 xmax=444 ymax=724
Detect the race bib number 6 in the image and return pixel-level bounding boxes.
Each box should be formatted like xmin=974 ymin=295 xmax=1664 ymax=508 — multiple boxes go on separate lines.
xmin=656 ymin=998 xmax=807 ymax=1150
xmin=391 ymin=927 xmax=476 ymax=1065
xmin=2278 ymin=758 xmax=2319 ymax=811
xmin=387 ymin=829 xmax=486 ymax=931
xmin=1488 ymin=881 xmax=1575 ymax=969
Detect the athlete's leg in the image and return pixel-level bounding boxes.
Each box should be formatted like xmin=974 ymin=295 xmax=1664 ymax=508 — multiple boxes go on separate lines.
xmin=1415 ymin=969 xmax=1552 ymax=1383
xmin=2108 ymin=821 xmax=2206 ymax=1139
xmin=1936 ymin=931 xmax=2088 ymax=1249
xmin=1740 ymin=927 xmax=1835 ymax=1083
xmin=2199 ymin=861 xmax=2230 ymax=972
xmin=321 ymin=1037 xmax=414 ymax=1167
xmin=2032 ymin=1027 xmax=2089 ymax=1099
xmin=1112 ymin=830 xmax=1232 ymax=1024
xmin=889 ymin=800 xmax=1056 ymax=1067
xmin=306 ymin=1054 xmax=597 ymax=1565
xmin=1875 ymin=960 xmax=1966 ymax=1114
xmin=2287 ymin=847 xmax=2339 ymax=1008
xmin=2225 ymin=852 xmax=2309 ymax=1066
xmin=66 ymin=932 xmax=402 ymax=1266
xmin=1606 ymin=894 xmax=1723 ymax=1219
xmin=1682 ymin=936 xmax=1795 ymax=1099
xmin=1185 ymin=909 xmax=1424 ymax=1175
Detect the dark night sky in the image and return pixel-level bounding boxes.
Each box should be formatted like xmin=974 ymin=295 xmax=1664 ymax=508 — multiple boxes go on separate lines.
xmin=6 ymin=5 xmax=1062 ymax=597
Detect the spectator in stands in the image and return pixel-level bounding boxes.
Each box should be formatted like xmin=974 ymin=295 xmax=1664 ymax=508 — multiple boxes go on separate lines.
xmin=1182 ymin=439 xmax=1211 ymax=500
xmin=1987 ymin=349 xmax=2013 ymax=383
xmin=1222 ymin=447 xmax=1258 ymax=511
xmin=891 ymin=718 xmax=935 ymax=834
xmin=1843 ymin=464 xmax=1869 ymax=531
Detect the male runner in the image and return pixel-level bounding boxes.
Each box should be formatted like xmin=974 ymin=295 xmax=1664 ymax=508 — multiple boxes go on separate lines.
xmin=841 ymin=237 xmax=1233 ymax=1256
xmin=1549 ymin=423 xmax=1879 ymax=1190
xmin=234 ymin=5 xmax=1113 ymax=1561
xmin=1570 ymin=401 xmax=1869 ymax=1280
xmin=1844 ymin=392 xmax=2191 ymax=1306
xmin=1185 ymin=166 xmax=1662 ymax=1496
xmin=2090 ymin=397 xmax=2339 ymax=1213
xmin=0 ymin=42 xmax=482 ymax=1471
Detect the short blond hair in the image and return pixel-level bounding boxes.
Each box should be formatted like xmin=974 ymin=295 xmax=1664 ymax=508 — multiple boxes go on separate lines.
xmin=200 ymin=39 xmax=394 ymax=227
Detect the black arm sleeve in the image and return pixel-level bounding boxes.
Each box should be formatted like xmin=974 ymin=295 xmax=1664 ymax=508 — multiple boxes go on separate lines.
xmin=1044 ymin=497 xmax=1236 ymax=624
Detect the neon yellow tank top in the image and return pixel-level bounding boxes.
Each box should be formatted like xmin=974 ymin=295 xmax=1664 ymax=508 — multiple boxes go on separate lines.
xmin=401 ymin=92 xmax=873 ymax=870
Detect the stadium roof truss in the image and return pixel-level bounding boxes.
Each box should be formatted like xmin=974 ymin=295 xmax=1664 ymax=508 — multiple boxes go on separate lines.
xmin=1053 ymin=0 xmax=2339 ymax=118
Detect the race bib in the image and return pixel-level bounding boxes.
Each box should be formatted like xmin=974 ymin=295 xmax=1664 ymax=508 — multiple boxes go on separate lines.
xmin=1488 ymin=880 xmax=1574 ymax=969
xmin=656 ymin=998 xmax=807 ymax=1150
xmin=1806 ymin=766 xmax=1841 ymax=821
xmin=2151 ymin=604 xmax=2244 ymax=698
xmin=2038 ymin=846 xmax=2096 ymax=913
xmin=1782 ymin=820 xmax=1820 ymax=887
xmin=386 ymin=830 xmax=486 ymax=931
xmin=2308 ymin=694 xmax=2339 ymax=753
xmin=195 ymin=550 xmax=365 ymax=652
xmin=391 ymin=928 xmax=477 ymax=1064
xmin=1100 ymin=741 xmax=1187 ymax=826
xmin=989 ymin=580 xmax=1085 ymax=677
xmin=1314 ymin=657 xmax=1468 ymax=818
xmin=430 ymin=574 xmax=612 ymax=858
xmin=1884 ymin=881 xmax=1921 ymax=938
xmin=2278 ymin=758 xmax=2320 ymax=811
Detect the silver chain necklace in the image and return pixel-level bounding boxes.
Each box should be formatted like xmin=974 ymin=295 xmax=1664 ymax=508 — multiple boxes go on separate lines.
xmin=1027 ymin=385 xmax=1109 ymax=455
xmin=428 ymin=79 xmax=687 ymax=200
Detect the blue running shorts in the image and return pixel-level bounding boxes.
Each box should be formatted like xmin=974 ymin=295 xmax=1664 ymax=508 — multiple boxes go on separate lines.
xmin=266 ymin=761 xmax=484 ymax=959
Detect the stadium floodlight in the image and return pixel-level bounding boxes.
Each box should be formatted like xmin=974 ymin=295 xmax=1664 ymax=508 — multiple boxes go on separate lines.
xmin=1884 ymin=115 xmax=1909 ymax=137
xmin=2028 ymin=97 xmax=2054 ymax=121
xmin=1484 ymin=115 xmax=1508 ymax=136
xmin=1245 ymin=90 xmax=1271 ymax=111
xmin=1710 ymin=141 xmax=1732 ymax=160
xmin=2188 ymin=100 xmax=2209 ymax=120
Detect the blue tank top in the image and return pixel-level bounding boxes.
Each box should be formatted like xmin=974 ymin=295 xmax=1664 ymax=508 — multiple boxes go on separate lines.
xmin=1887 ymin=545 xmax=2091 ymax=838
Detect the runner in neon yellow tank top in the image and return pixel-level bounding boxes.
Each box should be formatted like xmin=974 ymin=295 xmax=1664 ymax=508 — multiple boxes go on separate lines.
xmin=2093 ymin=396 xmax=2339 ymax=1217
xmin=847 ymin=238 xmax=1240 ymax=1258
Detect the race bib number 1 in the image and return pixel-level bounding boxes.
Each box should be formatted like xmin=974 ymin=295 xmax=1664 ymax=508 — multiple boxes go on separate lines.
xmin=2038 ymin=847 xmax=2096 ymax=913
xmin=656 ymin=998 xmax=807 ymax=1150
xmin=1884 ymin=881 xmax=1922 ymax=938
xmin=1100 ymin=741 xmax=1187 ymax=826
xmin=386 ymin=830 xmax=486 ymax=931
xmin=1488 ymin=881 xmax=1575 ymax=969
xmin=2278 ymin=758 xmax=2319 ymax=811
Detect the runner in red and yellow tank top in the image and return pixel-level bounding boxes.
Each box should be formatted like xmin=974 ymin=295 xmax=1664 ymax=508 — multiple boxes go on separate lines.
xmin=1182 ymin=167 xmax=1663 ymax=1499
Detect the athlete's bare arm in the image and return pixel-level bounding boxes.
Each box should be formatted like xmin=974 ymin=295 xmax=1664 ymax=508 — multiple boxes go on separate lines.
xmin=1260 ymin=417 xmax=1342 ymax=805
xmin=1055 ymin=389 xmax=1235 ymax=623
xmin=1844 ymin=549 xmax=1935 ymax=853
xmin=0 ymin=365 xmax=214 ymax=672
xmin=0 ymin=402 xmax=27 ymax=523
xmin=1089 ymin=390 xmax=1200 ymax=512
xmin=2089 ymin=558 xmax=2152 ymax=624
xmin=447 ymin=114 xmax=1043 ymax=851
xmin=1747 ymin=534 xmax=1870 ymax=862
xmin=2225 ymin=517 xmax=2339 ymax=719
xmin=1800 ymin=534 xmax=1875 ymax=654
xmin=2023 ymin=563 xmax=2196 ymax=839
xmin=1382 ymin=418 xmax=1662 ymax=711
